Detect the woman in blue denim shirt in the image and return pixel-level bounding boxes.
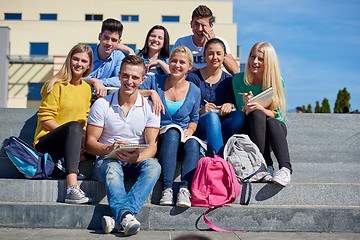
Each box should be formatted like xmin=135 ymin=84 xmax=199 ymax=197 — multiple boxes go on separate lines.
xmin=137 ymin=25 xmax=170 ymax=77
xmin=140 ymin=46 xmax=200 ymax=208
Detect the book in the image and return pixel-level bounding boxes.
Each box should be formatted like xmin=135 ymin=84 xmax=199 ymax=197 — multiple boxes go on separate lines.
xmin=160 ymin=124 xmax=207 ymax=151
xmin=104 ymin=144 xmax=150 ymax=160
xmin=208 ymin=107 xmax=236 ymax=116
xmin=247 ymin=87 xmax=273 ymax=108
xmin=201 ymin=100 xmax=236 ymax=117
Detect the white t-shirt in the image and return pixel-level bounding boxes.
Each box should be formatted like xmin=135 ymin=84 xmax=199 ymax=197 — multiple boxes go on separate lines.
xmin=173 ymin=35 xmax=232 ymax=70
xmin=87 ymin=91 xmax=160 ymax=146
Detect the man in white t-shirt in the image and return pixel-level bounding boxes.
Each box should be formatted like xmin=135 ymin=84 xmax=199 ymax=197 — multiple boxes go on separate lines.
xmin=86 ymin=55 xmax=161 ymax=236
xmin=173 ymin=5 xmax=239 ymax=75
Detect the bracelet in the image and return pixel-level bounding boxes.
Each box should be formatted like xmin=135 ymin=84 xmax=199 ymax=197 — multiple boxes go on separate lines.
xmin=188 ymin=126 xmax=195 ymax=133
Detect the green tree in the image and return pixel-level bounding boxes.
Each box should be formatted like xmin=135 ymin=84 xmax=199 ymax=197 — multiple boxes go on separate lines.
xmin=334 ymin=88 xmax=351 ymax=113
xmin=315 ymin=101 xmax=321 ymax=113
xmin=321 ymin=98 xmax=331 ymax=113
xmin=307 ymin=104 xmax=312 ymax=113
xmin=302 ymin=105 xmax=307 ymax=113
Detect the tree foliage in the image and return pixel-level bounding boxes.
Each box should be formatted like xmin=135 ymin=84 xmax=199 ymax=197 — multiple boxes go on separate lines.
xmin=302 ymin=105 xmax=307 ymax=113
xmin=321 ymin=98 xmax=331 ymax=113
xmin=334 ymin=88 xmax=351 ymax=113
xmin=307 ymin=104 xmax=312 ymax=113
xmin=315 ymin=101 xmax=321 ymax=113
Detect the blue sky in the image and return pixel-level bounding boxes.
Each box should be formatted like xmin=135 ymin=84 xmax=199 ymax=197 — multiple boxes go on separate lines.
xmin=226 ymin=0 xmax=360 ymax=112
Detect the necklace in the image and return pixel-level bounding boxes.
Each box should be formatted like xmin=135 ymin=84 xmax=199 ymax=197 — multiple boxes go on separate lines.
xmin=170 ymin=87 xmax=177 ymax=102
xmin=166 ymin=76 xmax=188 ymax=102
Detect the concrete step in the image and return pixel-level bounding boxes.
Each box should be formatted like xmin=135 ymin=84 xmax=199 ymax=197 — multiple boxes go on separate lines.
xmin=1 ymin=179 xmax=359 ymax=207
xmin=0 ymin=202 xmax=359 ymax=232
xmin=285 ymin=113 xmax=360 ymax=164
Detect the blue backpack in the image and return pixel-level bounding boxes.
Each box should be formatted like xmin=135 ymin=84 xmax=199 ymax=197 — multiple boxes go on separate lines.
xmin=4 ymin=136 xmax=55 ymax=179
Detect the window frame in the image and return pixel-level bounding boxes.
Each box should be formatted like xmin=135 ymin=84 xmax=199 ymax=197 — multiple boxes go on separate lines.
xmin=121 ymin=15 xmax=139 ymax=22
xmin=4 ymin=13 xmax=22 ymax=20
xmin=162 ymin=16 xmax=180 ymax=22
xmin=30 ymin=42 xmax=49 ymax=56
xmin=40 ymin=13 xmax=57 ymax=21
xmin=85 ymin=14 xmax=103 ymax=21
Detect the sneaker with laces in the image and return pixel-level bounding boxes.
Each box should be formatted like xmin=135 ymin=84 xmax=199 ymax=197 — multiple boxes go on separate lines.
xmin=65 ymin=185 xmax=92 ymax=204
xmin=262 ymin=166 xmax=274 ymax=182
xmin=102 ymin=216 xmax=116 ymax=234
xmin=159 ymin=188 xmax=173 ymax=206
xmin=121 ymin=213 xmax=140 ymax=236
xmin=176 ymin=188 xmax=191 ymax=208
xmin=272 ymin=167 xmax=291 ymax=186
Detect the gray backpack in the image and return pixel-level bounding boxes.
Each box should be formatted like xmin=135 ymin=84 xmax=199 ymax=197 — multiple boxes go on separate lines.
xmin=224 ymin=134 xmax=268 ymax=183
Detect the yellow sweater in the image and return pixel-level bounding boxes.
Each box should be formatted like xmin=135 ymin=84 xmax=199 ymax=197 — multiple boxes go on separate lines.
xmin=33 ymin=80 xmax=92 ymax=146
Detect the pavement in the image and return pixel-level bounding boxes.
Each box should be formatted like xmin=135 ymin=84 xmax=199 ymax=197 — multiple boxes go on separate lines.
xmin=0 ymin=228 xmax=360 ymax=240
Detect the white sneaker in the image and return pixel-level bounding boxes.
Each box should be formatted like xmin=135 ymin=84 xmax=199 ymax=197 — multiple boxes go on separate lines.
xmin=272 ymin=167 xmax=291 ymax=186
xmin=102 ymin=216 xmax=116 ymax=234
xmin=159 ymin=188 xmax=173 ymax=206
xmin=120 ymin=213 xmax=140 ymax=236
xmin=176 ymin=188 xmax=191 ymax=208
xmin=65 ymin=185 xmax=92 ymax=204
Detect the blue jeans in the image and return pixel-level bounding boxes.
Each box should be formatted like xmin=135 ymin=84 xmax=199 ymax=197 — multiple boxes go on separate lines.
xmin=196 ymin=111 xmax=245 ymax=156
xmin=159 ymin=128 xmax=200 ymax=190
xmin=93 ymin=157 xmax=161 ymax=223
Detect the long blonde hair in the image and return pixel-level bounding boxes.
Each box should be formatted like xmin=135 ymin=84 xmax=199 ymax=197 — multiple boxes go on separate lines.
xmin=45 ymin=44 xmax=93 ymax=93
xmin=244 ymin=42 xmax=286 ymax=115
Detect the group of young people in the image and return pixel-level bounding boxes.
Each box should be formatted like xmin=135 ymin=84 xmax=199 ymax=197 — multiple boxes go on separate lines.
xmin=33 ymin=5 xmax=292 ymax=236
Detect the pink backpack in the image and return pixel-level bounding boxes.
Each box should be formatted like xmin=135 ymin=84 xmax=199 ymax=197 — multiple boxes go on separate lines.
xmin=191 ymin=155 xmax=241 ymax=207
xmin=191 ymin=155 xmax=244 ymax=232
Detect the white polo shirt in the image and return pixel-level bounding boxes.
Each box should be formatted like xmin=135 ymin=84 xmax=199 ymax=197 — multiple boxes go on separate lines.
xmin=87 ymin=90 xmax=160 ymax=145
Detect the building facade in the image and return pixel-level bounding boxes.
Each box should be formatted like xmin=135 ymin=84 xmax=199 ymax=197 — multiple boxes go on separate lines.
xmin=0 ymin=0 xmax=238 ymax=108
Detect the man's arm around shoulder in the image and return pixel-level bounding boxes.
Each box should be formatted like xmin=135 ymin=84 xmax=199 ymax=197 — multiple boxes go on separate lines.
xmin=223 ymin=53 xmax=240 ymax=75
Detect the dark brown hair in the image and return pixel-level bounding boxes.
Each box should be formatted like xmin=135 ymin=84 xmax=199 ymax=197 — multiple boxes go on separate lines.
xmin=192 ymin=5 xmax=213 ymax=25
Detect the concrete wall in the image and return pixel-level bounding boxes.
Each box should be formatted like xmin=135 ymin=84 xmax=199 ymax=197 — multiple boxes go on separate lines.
xmin=0 ymin=27 xmax=9 ymax=107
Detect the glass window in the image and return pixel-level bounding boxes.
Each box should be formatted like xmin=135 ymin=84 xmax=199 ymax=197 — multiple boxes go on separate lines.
xmin=85 ymin=14 xmax=103 ymax=21
xmin=30 ymin=43 xmax=48 ymax=56
xmin=40 ymin=14 xmax=57 ymax=21
xmin=125 ymin=44 xmax=136 ymax=51
xmin=84 ymin=43 xmax=98 ymax=51
xmin=121 ymin=15 xmax=139 ymax=22
xmin=4 ymin=13 xmax=22 ymax=20
xmin=28 ymin=83 xmax=44 ymax=100
xmin=240 ymin=63 xmax=246 ymax=73
xmin=162 ymin=16 xmax=179 ymax=22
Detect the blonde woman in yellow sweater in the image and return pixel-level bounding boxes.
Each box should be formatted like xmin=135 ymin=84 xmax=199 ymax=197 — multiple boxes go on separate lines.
xmin=34 ymin=44 xmax=93 ymax=204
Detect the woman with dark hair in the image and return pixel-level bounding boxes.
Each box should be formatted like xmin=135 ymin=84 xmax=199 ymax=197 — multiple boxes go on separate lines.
xmin=137 ymin=25 xmax=170 ymax=76
xmin=34 ymin=44 xmax=94 ymax=203
xmin=187 ymin=38 xmax=245 ymax=157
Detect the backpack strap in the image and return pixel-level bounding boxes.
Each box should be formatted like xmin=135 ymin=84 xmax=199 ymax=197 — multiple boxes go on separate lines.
xmin=241 ymin=163 xmax=267 ymax=205
xmin=42 ymin=153 xmax=52 ymax=180
xmin=203 ymin=207 xmax=246 ymax=232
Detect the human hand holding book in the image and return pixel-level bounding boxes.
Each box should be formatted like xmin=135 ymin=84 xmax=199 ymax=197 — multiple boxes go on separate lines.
xmin=241 ymin=87 xmax=273 ymax=114
xmin=105 ymin=143 xmax=150 ymax=160
xmin=202 ymin=100 xmax=235 ymax=116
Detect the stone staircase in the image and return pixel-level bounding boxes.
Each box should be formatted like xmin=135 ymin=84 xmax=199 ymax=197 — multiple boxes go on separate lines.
xmin=0 ymin=108 xmax=359 ymax=232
